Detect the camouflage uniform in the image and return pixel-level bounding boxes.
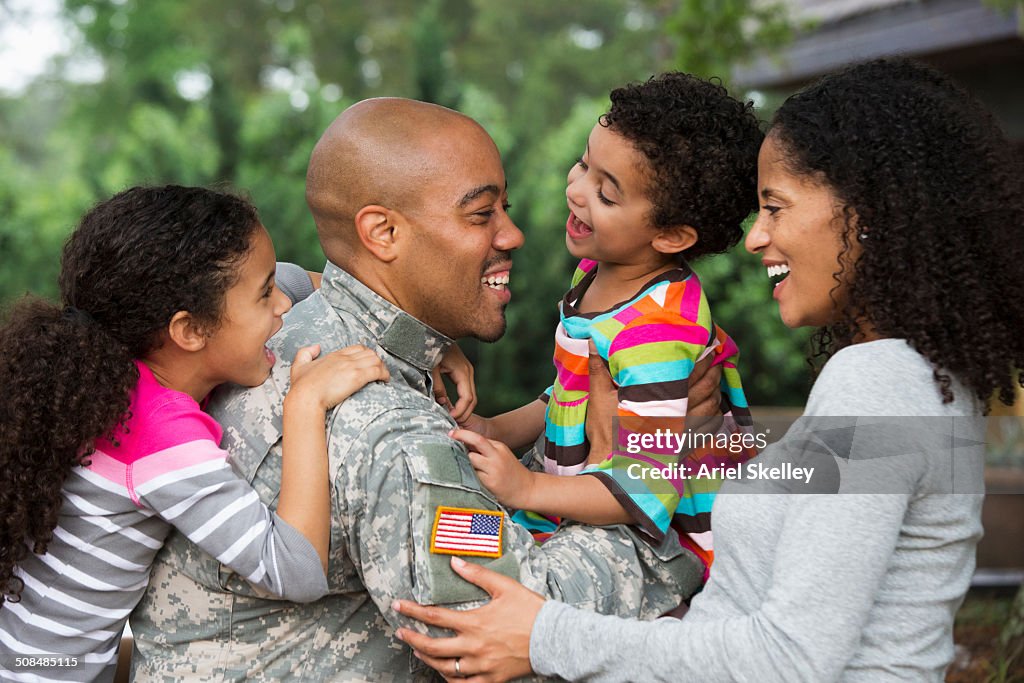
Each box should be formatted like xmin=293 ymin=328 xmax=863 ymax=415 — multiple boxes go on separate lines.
xmin=129 ymin=263 xmax=703 ymax=682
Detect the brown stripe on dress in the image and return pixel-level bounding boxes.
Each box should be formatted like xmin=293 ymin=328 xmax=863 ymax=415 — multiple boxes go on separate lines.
xmin=617 ymin=378 xmax=690 ymax=403
xmin=545 ymin=441 xmax=589 ymax=467
xmin=671 ymin=511 xmax=712 ymax=535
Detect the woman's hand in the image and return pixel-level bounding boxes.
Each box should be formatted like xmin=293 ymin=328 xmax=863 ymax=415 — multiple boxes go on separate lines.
xmin=433 ymin=344 xmax=477 ymax=423
xmin=393 ymin=556 xmax=544 ymax=682
xmin=685 ymin=353 xmax=723 ymax=432
xmin=584 ymin=340 xmax=617 ymax=463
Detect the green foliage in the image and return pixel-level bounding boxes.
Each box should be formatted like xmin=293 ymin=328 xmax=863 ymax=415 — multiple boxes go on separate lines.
xmin=1 ymin=0 xmax=813 ymax=410
xmin=93 ymin=104 xmax=218 ymax=190
xmin=998 ymin=585 xmax=1024 ymax=683
xmin=668 ymin=0 xmax=794 ymax=82
xmin=983 ymin=0 xmax=1024 ymax=31
xmin=0 ymin=86 xmax=95 ymax=306
xmin=236 ymin=92 xmax=344 ymax=270
xmin=411 ymin=0 xmax=461 ymax=107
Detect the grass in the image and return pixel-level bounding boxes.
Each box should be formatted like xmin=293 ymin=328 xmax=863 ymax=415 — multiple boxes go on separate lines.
xmin=948 ymin=588 xmax=1023 ymax=683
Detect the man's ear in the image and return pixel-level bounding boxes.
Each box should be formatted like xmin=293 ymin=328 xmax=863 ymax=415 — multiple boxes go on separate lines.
xmin=652 ymin=224 xmax=698 ymax=255
xmin=167 ymin=311 xmax=208 ymax=352
xmin=354 ymin=205 xmax=401 ymax=263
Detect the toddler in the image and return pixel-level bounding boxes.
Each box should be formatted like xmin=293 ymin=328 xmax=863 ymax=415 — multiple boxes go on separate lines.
xmin=456 ymin=73 xmax=762 ymax=575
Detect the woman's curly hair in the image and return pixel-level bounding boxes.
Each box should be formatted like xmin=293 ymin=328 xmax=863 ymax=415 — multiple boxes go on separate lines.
xmin=0 ymin=185 xmax=260 ymax=606
xmin=770 ymin=57 xmax=1024 ymax=407
xmin=600 ymin=72 xmax=764 ymax=260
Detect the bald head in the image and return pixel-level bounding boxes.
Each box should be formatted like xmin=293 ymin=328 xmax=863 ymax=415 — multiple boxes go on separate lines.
xmin=306 ymin=98 xmax=492 ymax=265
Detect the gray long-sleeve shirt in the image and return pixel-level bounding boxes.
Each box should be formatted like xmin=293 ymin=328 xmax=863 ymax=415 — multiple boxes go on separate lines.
xmin=531 ymin=339 xmax=985 ymax=682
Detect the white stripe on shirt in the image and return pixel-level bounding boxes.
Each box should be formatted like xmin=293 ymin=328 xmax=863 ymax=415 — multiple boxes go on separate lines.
xmin=187 ymin=489 xmax=263 ymax=543
xmin=79 ymin=514 xmax=164 ymax=549
xmin=1 ymin=600 xmax=120 ymax=641
xmin=219 ymin=519 xmax=271 ymax=570
xmin=51 ymin=527 xmax=147 ymax=572
xmin=19 ymin=572 xmax=137 ymax=621
xmin=132 ymin=458 xmax=231 ymax=498
xmin=159 ymin=481 xmax=231 ymax=521
xmin=31 ymin=551 xmax=149 ymax=593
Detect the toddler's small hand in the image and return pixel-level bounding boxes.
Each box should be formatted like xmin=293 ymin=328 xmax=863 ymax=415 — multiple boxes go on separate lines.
xmin=433 ymin=345 xmax=477 ymax=422
xmin=289 ymin=344 xmax=389 ymax=411
xmin=453 ymin=412 xmax=490 ymax=436
xmin=450 ymin=428 xmax=534 ymax=510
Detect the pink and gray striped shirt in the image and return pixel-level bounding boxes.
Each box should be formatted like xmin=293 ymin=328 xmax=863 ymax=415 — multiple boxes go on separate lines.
xmin=0 ymin=361 xmax=326 ymax=682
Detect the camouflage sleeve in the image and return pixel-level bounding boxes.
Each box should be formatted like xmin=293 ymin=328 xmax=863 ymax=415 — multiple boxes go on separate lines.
xmin=340 ymin=405 xmax=706 ymax=637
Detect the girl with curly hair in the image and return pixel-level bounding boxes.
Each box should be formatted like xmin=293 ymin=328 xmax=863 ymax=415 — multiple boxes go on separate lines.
xmin=394 ymin=57 xmax=1024 ymax=682
xmin=0 ymin=185 xmax=392 ymax=680
xmin=449 ymin=72 xmax=764 ymax=585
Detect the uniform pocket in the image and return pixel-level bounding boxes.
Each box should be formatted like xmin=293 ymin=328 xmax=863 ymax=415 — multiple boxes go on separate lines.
xmin=405 ymin=442 xmax=522 ymax=605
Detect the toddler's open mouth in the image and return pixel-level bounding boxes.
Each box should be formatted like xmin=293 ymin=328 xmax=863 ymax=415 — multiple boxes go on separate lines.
xmin=566 ymin=212 xmax=593 ymax=239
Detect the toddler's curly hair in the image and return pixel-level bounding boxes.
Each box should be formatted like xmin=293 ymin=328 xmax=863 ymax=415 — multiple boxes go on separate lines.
xmin=601 ymin=72 xmax=763 ymax=259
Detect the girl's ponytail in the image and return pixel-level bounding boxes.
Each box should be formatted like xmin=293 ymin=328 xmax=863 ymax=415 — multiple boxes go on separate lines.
xmin=0 ymin=299 xmax=138 ymax=605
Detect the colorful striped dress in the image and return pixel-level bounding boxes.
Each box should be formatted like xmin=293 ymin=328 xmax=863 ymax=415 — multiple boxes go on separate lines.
xmin=520 ymin=259 xmax=754 ymax=573
xmin=0 ymin=361 xmax=326 ymax=682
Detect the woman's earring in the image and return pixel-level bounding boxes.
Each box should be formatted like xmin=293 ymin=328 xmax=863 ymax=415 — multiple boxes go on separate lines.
xmin=857 ymin=230 xmax=869 ymax=242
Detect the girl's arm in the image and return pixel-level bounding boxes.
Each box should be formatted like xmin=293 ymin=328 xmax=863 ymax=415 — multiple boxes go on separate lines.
xmin=461 ymin=399 xmax=547 ymax=451
xmin=451 ymin=429 xmax=631 ymax=525
xmin=279 ymin=344 xmax=389 ymax=573
xmin=137 ymin=348 xmax=384 ymax=603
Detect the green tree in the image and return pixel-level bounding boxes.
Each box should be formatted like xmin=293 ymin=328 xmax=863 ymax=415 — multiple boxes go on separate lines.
xmin=411 ymin=0 xmax=461 ymax=107
xmin=2 ymin=0 xmax=809 ymax=411
xmin=667 ymin=0 xmax=794 ymax=79
xmin=662 ymin=0 xmax=812 ymax=408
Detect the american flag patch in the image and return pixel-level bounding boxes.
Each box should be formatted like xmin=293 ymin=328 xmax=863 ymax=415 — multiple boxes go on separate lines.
xmin=429 ymin=506 xmax=503 ymax=559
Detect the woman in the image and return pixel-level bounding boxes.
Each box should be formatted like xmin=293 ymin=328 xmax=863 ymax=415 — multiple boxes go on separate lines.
xmin=392 ymin=57 xmax=1024 ymax=682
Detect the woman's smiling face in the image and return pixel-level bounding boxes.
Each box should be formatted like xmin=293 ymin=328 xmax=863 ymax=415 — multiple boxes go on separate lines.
xmin=745 ymin=134 xmax=859 ymax=329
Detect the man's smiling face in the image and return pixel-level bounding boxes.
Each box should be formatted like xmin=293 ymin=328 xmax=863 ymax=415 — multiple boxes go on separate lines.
xmin=399 ymin=120 xmax=524 ymax=343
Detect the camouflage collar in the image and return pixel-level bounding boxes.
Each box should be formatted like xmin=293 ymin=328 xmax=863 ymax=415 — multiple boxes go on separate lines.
xmin=320 ymin=261 xmax=453 ymax=371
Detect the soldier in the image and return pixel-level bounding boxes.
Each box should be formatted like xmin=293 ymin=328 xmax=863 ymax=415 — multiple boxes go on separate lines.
xmin=128 ymin=98 xmax=714 ymax=681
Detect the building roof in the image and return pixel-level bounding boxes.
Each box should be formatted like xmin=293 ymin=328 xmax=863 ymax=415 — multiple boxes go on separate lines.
xmin=786 ymin=0 xmax=910 ymax=23
xmin=733 ymin=0 xmax=1023 ymax=89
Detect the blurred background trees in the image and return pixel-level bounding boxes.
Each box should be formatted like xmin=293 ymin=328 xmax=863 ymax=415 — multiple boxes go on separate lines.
xmin=0 ymin=0 xmax=812 ymax=411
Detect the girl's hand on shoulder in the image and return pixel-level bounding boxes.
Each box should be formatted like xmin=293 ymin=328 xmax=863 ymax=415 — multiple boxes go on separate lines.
xmin=433 ymin=344 xmax=477 ymax=422
xmin=287 ymin=344 xmax=389 ymax=412
xmin=450 ymin=428 xmax=533 ymax=510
